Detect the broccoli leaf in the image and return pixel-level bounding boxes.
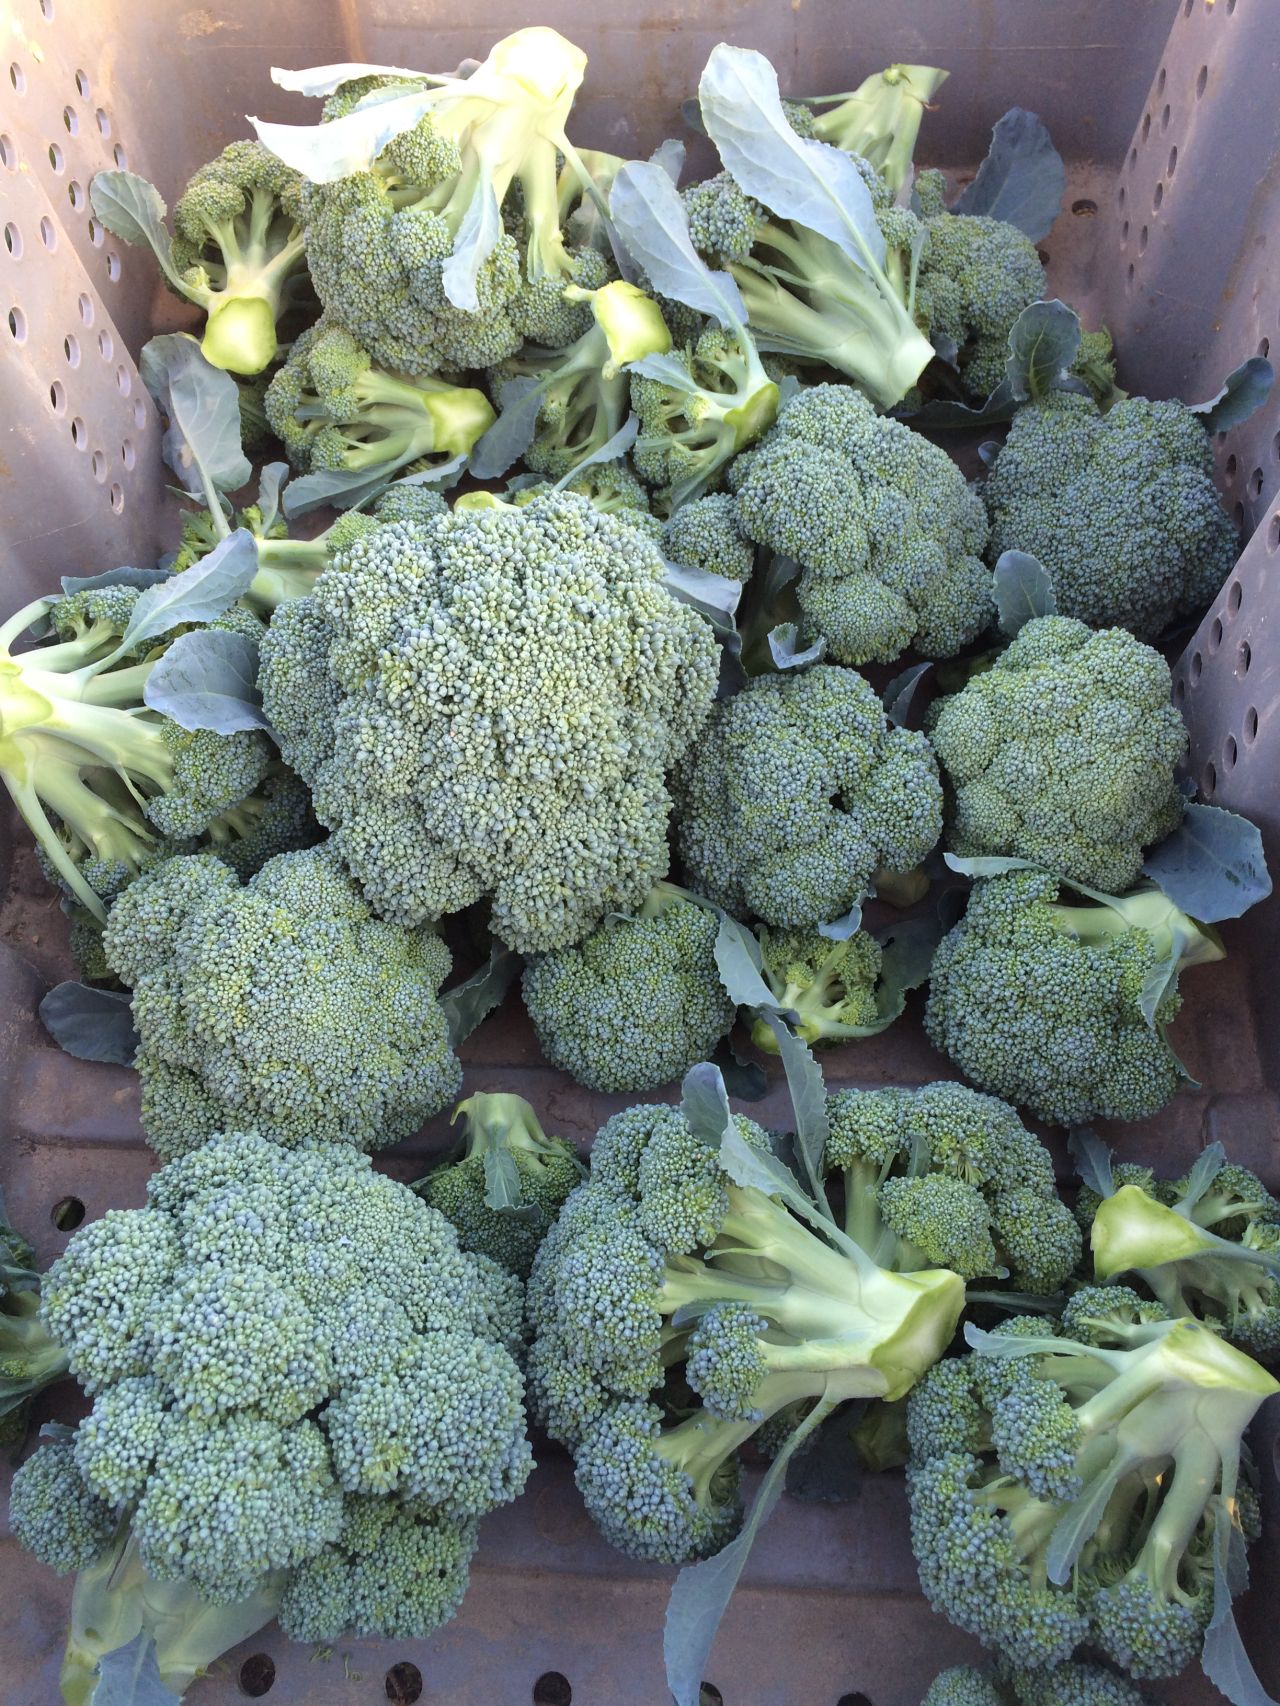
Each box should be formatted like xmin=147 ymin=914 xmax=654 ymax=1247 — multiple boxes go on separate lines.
xmin=1190 ymin=358 xmax=1275 ymax=436
xmin=94 ymin=1632 xmax=181 ymax=1706
xmin=993 ymin=549 xmax=1057 ymax=637
xmin=1006 ymin=300 xmax=1084 ymax=402
xmin=120 ymin=531 xmax=258 ymax=652
xmin=767 ymin=623 xmax=825 ymax=670
xmin=872 ymin=913 xmax=948 ymax=1025
xmin=816 ymin=902 xmax=863 ymax=941
xmin=943 ymin=852 xmax=1042 ymax=880
xmin=140 ymin=334 xmax=251 ymax=503
xmin=144 ymin=629 xmax=269 ymax=734
xmin=39 ymin=983 xmax=138 ymax=1067
xmin=551 ymin=415 xmax=639 ymax=487
xmin=662 ymin=560 xmax=745 ymax=625
xmin=610 ymin=159 xmax=748 ymax=329
xmin=1142 ymin=804 xmax=1272 ymax=921
xmin=900 ymin=377 xmax=1018 ymax=429
xmin=882 ymin=662 xmax=933 ymax=728
xmin=664 ymin=1396 xmax=836 ymax=1706
xmin=707 ymin=1035 xmax=768 ymax=1101
xmin=757 ymin=1016 xmax=829 ymax=1206
xmin=269 ymin=62 xmax=428 ymax=96
xmin=469 ymin=380 xmax=546 ymax=480
xmin=60 ymin=567 xmax=170 ymax=596
xmin=439 ymin=947 xmax=522 ymax=1048
xmin=1203 ymin=1487 xmax=1278 ymax=1706
xmin=282 ymin=453 xmax=466 ymax=517
xmin=482 ymin=1145 xmax=537 ymax=1218
xmin=713 ymin=914 xmax=793 ymax=1018
xmin=1067 ymin=1126 xmax=1115 ymax=1199
xmin=251 ymin=84 xmax=437 ymax=182
xmin=952 ymin=108 xmax=1066 ymax=241
xmin=698 ymin=45 xmax=886 ymax=273
xmin=650 ymin=137 xmax=687 ymax=183
xmin=442 ymin=176 xmax=503 ymax=312
xmin=88 ymin=173 xmax=185 ymax=294
xmin=254 ymin=462 xmax=289 ymax=533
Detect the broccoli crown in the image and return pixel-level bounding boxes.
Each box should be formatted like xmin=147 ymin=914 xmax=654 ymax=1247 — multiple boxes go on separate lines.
xmin=101 ymin=845 xmax=461 ymax=1158
xmin=527 ymin=1100 xmax=965 ymax=1563
xmin=929 ymin=616 xmax=1188 ymax=893
xmin=825 ymin=1082 xmax=1081 ymax=1291
xmin=259 ymin=496 xmax=720 ymax=953
xmin=750 ymin=924 xmax=884 ymax=1050
xmin=675 ymin=663 xmax=943 ymax=927
xmin=729 ymin=384 xmax=993 ymax=664
xmin=22 ymin=1130 xmax=531 ymax=1616
xmin=1086 ymin=1144 xmax=1280 ymax=1360
xmin=925 ymin=871 xmax=1223 ymax=1125
xmin=661 ymin=492 xmax=756 ymax=583
xmin=915 ymin=210 xmax=1047 ymax=400
xmin=983 ymin=390 xmax=1238 ymax=638
xmin=906 ymin=1307 xmax=1279 ymax=1682
xmin=415 ymin=1093 xmax=585 ymax=1279
xmin=9 ymin=1433 xmax=116 ymax=1574
xmin=511 ymin=460 xmax=658 ymax=533
xmin=923 ymin=1661 xmax=1153 ymax=1706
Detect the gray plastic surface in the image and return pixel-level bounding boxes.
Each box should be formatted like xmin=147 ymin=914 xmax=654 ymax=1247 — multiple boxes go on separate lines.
xmin=2 ymin=2 xmax=1279 ymax=1703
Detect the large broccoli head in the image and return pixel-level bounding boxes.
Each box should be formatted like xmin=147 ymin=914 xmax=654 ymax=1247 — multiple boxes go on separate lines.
xmin=729 ymin=384 xmax=993 ymax=664
xmin=929 ymin=616 xmax=1188 ymax=893
xmin=101 ymin=845 xmax=461 ymax=1159
xmin=675 ymin=663 xmax=943 ymax=927
xmin=983 ymin=390 xmax=1238 ymax=638
xmin=259 ymin=495 xmax=720 ymax=954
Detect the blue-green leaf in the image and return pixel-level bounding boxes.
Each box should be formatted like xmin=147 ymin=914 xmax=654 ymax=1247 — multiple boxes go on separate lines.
xmin=708 ymin=1035 xmax=768 ymax=1101
xmin=1067 ymin=1127 xmax=1115 ymax=1199
xmin=89 ymin=174 xmax=185 ymax=294
xmin=143 ymin=629 xmax=268 ymax=734
xmin=713 ymin=915 xmax=789 ymax=1016
xmin=61 ymin=567 xmax=169 ymax=596
xmin=993 ymin=549 xmax=1057 ymax=637
xmin=768 ymin=623 xmax=824 ymax=670
xmin=872 ymin=913 xmax=947 ymax=1024
xmin=662 ymin=560 xmax=744 ymax=624
xmin=469 ymin=379 xmax=546 ymax=481
xmin=552 ymin=415 xmax=638 ymax=488
xmin=1202 ymin=1486 xmax=1278 ymax=1706
xmin=651 ymin=137 xmax=686 ymax=183
xmin=816 ymin=902 xmax=862 ymax=941
xmin=681 ymin=1060 xmax=738 ymax=1150
xmin=1190 ymin=358 xmax=1275 ymax=436
xmin=902 ymin=377 xmax=1018 ymax=429
xmin=93 ymin=1632 xmax=181 ymax=1706
xmin=120 ymin=531 xmax=258 ymax=652
xmin=943 ymin=852 xmax=1041 ymax=880
xmin=442 ymin=177 xmax=503 ymax=312
xmin=255 ymin=462 xmax=289 ymax=532
xmin=882 ymin=662 xmax=932 ymax=728
xmin=952 ymin=108 xmax=1066 ymax=241
xmin=40 ymin=983 xmax=138 ymax=1067
xmin=758 ymin=1014 xmax=829 ymax=1205
xmin=440 ymin=947 xmax=521 ymax=1049
xmin=139 ymin=334 xmax=250 ymax=501
xmin=610 ymin=160 xmax=747 ymax=329
xmin=251 ymin=84 xmax=436 ymax=181
xmin=283 ymin=453 xmax=466 ymax=516
xmin=1006 ymin=300 xmax=1083 ymax=403
xmin=1142 ymin=804 xmax=1272 ymax=921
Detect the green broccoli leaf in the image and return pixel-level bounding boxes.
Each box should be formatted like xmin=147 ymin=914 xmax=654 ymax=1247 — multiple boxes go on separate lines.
xmin=882 ymin=662 xmax=933 ymax=728
xmin=94 ymin=1632 xmax=180 ymax=1706
xmin=470 ymin=381 xmax=546 ymax=480
xmin=952 ymin=107 xmax=1065 ymax=241
xmin=440 ymin=947 xmax=522 ymax=1049
xmin=282 ymin=453 xmax=467 ymax=517
xmin=120 ymin=531 xmax=258 ymax=652
xmin=60 ymin=568 xmax=169 ymax=597
xmin=39 ymin=983 xmax=138 ymax=1066
xmin=143 ymin=630 xmax=269 ymax=735
xmin=1190 ymin=357 xmax=1275 ymax=436
xmin=610 ymin=160 xmax=747 ymax=329
xmin=139 ymin=334 xmax=251 ymax=503
xmin=1142 ymin=804 xmax=1272 ymax=921
xmin=88 ymin=173 xmax=186 ymax=295
xmin=767 ymin=623 xmax=825 ymax=670
xmin=992 ymin=549 xmax=1057 ymax=637
xmin=1006 ymin=300 xmax=1084 ymax=402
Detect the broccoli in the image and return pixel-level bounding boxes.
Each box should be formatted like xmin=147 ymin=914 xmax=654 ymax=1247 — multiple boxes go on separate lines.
xmin=924 ymin=1660 xmax=1156 ymax=1706
xmin=521 ymin=881 xmax=737 ymax=1092
xmin=0 ymin=1207 xmax=69 ymax=1453
xmin=662 ymin=493 xmax=755 ymax=583
xmin=906 ymin=1299 xmax=1278 ymax=1686
xmin=264 ymin=321 xmax=495 ymax=489
xmin=101 ymin=846 xmax=462 ymax=1159
xmin=259 ymin=494 xmax=719 ymax=953
xmin=1080 ymin=1137 xmax=1280 ymax=1360
xmin=824 ymin=1082 xmax=1081 ymax=1291
xmin=728 ymin=384 xmax=994 ymax=665
xmin=0 ymin=581 xmax=274 ymax=922
xmin=507 ymin=459 xmax=658 ymax=526
xmin=793 ymin=65 xmax=949 ymax=194
xmin=983 ymin=390 xmax=1239 ymax=638
xmin=12 ymin=1131 xmax=531 ymax=1690
xmin=261 ymin=30 xmax=606 ymax=376
xmin=526 ymin=1093 xmax=965 ymax=1562
xmin=929 ymin=616 xmax=1188 ymax=893
xmin=750 ymin=925 xmax=884 ymax=1050
xmin=926 ymin=869 xmax=1226 ymax=1126
xmin=675 ymin=663 xmax=943 ymax=928
xmin=414 ymin=1093 xmax=585 ymax=1279
xmin=91 ymin=142 xmax=309 ymax=375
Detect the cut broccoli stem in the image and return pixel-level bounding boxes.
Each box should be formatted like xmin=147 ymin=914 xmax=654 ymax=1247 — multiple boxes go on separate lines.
xmin=805 ymin=65 xmax=949 ymax=193
xmin=1047 ymin=890 xmax=1225 ymax=967
xmin=453 ymin=1092 xmax=571 ymax=1177
xmin=1092 ymin=1184 xmax=1280 ymax=1319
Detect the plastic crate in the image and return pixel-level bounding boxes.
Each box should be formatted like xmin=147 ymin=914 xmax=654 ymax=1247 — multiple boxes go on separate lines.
xmin=2 ymin=2 xmax=1278 ymax=1702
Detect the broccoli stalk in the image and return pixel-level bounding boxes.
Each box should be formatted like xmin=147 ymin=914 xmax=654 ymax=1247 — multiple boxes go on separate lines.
xmin=800 ymin=65 xmax=949 ymax=192
xmin=1046 ymin=887 xmax=1225 ymax=968
xmin=749 ymin=926 xmax=883 ymax=1052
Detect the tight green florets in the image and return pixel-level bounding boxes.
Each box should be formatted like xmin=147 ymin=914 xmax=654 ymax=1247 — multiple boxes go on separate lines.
xmin=9 ymin=1435 xmax=116 ymax=1573
xmin=662 ymin=492 xmax=756 ymax=582
xmin=915 ymin=209 xmax=1046 ymax=399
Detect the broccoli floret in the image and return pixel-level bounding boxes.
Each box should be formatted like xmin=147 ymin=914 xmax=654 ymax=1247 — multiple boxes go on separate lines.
xmin=750 ymin=925 xmax=883 ymax=1050
xmin=0 ymin=1198 xmax=70 ymax=1449
xmin=929 ymin=616 xmax=1189 ymax=893
xmin=792 ymin=64 xmax=948 ymax=193
xmin=824 ymin=1082 xmax=1081 ymax=1291
xmin=907 ymin=1308 xmax=1278 ymax=1686
xmin=662 ymin=493 xmax=755 ymax=582
xmin=101 ymin=846 xmax=461 ymax=1158
xmin=675 ymin=663 xmax=942 ymax=927
xmin=983 ymin=390 xmax=1239 ymax=638
xmin=924 ymin=1660 xmax=1156 ymax=1706
xmin=522 ymin=881 xmax=737 ymax=1092
xmin=263 ymin=30 xmax=600 ymax=376
xmin=528 ymin=1093 xmax=965 ymax=1562
xmin=915 ymin=210 xmax=1047 ymax=400
xmin=9 ymin=1433 xmax=116 ymax=1573
xmin=505 ymin=460 xmax=659 ymax=535
xmin=728 ymin=384 xmax=993 ymax=664
xmin=926 ymin=869 xmax=1225 ymax=1125
xmin=259 ymin=495 xmax=719 ymax=954
xmin=1072 ymin=327 xmax=1126 ymax=410
xmin=923 ymin=1667 xmax=1006 ymax=1706
xmin=91 ymin=142 xmax=308 ymax=374
xmin=0 ymin=583 xmax=274 ymax=922
xmin=1084 ymin=1138 xmax=1280 ymax=1359
xmin=414 ymin=1093 xmax=584 ymax=1279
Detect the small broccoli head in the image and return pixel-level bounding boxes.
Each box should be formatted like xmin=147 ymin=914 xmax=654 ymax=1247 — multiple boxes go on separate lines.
xmin=750 ymin=925 xmax=883 ymax=1050
xmin=9 ymin=1434 xmax=116 ymax=1573
xmin=662 ymin=492 xmax=756 ymax=582
xmin=915 ymin=209 xmax=1046 ymax=400
xmin=730 ymin=384 xmax=993 ymax=664
xmin=676 ymin=663 xmax=943 ymax=928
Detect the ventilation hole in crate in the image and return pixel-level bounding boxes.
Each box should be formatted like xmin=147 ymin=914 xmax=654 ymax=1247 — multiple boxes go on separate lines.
xmin=1224 ymin=733 xmax=1238 ymax=770
xmin=1168 ymin=145 xmax=1178 ymax=176
xmin=67 ymin=180 xmax=85 ymax=213
xmin=1154 ymin=182 xmax=1164 ymax=211
xmin=1157 ymin=67 xmax=1167 ymax=96
xmin=1227 ymin=0 xmax=1238 ymax=12
xmin=40 ymin=217 xmax=55 ymax=249
xmin=95 ymin=109 xmax=110 ymax=138
xmin=1190 ymin=650 xmax=1204 ymax=685
xmin=121 ymin=438 xmax=135 ymax=468
xmin=1183 ymin=0 xmax=1193 ymax=15
xmin=1128 ymin=145 xmax=1137 ymax=169
xmin=109 ymin=481 xmax=124 ymax=513
xmin=64 ymin=334 xmax=79 ymax=366
xmin=75 ymin=70 xmax=91 ymax=99
xmin=132 ymin=398 xmax=146 ymax=428
xmin=62 ymin=106 xmax=78 ymax=135
xmin=91 ymin=449 xmax=106 ymax=482
xmin=8 ymin=305 xmax=26 ymax=343
xmin=98 ymin=329 xmax=113 ymax=360
xmin=1244 ymin=705 xmax=1259 ymax=742
xmin=1127 ymin=262 xmax=1135 ymax=286
xmin=837 ymin=1696 xmax=874 ymax=1706
xmin=87 ymin=216 xmax=103 ymax=247
xmin=116 ymin=363 xmax=131 ymax=394
xmin=700 ymin=1687 xmax=724 ymax=1706
xmin=1161 ymin=104 xmax=1171 ymax=131
xmin=237 ymin=1653 xmax=274 ymax=1697
xmin=1259 ymin=337 xmax=1271 ymax=360
xmin=1228 ymin=580 xmax=1243 ymax=614
xmin=1118 ymin=185 xmax=1126 ymax=208
xmin=48 ymin=142 xmax=64 ymax=173
xmin=0 ymin=135 xmax=15 ymax=170
xmin=1233 ymin=501 xmax=1246 ymax=529
xmin=9 ymin=64 xmax=26 ymax=96
xmin=1196 ymin=65 xmax=1208 ymax=98
xmin=1174 ymin=676 xmax=1186 ymax=705
xmin=1141 ymin=113 xmax=1151 ymax=142
xmin=1226 ymin=453 xmax=1239 ymax=480
xmin=1209 ymin=617 xmax=1223 ymax=652
xmin=70 ymin=417 xmax=87 ymax=448
xmin=112 ymin=143 xmax=127 ymax=169
xmin=385 ymin=1663 xmax=423 ymax=1704
xmin=532 ymin=1674 xmax=571 ymax=1706
xmin=49 ymin=380 xmax=65 ymax=413
xmin=51 ymin=1197 xmax=85 ymax=1231
xmin=40 ymin=0 xmax=54 ymax=16
xmin=1273 ymin=432 xmax=1280 ymax=463
xmin=1238 ymin=639 xmax=1252 ymax=675
xmin=1250 ymin=466 xmax=1264 ymax=497
xmin=1202 ymin=761 xmax=1217 ymax=797
xmin=3 ymin=222 xmax=19 ymax=258
xmin=106 ymin=251 xmax=121 ymax=282
xmin=1071 ymin=198 xmax=1097 ymax=217
xmin=77 ymin=293 xmax=93 ymax=325
xmin=1122 ymin=220 xmax=1130 ymax=244
xmin=1139 ymin=226 xmax=1149 ymax=255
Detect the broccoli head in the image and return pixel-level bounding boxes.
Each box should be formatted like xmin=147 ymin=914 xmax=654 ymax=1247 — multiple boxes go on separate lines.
xmin=983 ymin=390 xmax=1239 ymax=638
xmin=101 ymin=845 xmax=461 ymax=1158
xmin=729 ymin=384 xmax=993 ymax=664
xmin=675 ymin=663 xmax=943 ymax=928
xmin=522 ymin=881 xmax=737 ymax=1093
xmin=924 ymin=1660 xmax=1158 ymax=1706
xmin=929 ymin=616 xmax=1188 ymax=893
xmin=915 ymin=206 xmax=1047 ymax=400
xmin=662 ymin=493 xmax=755 ymax=583
xmin=0 ymin=1200 xmax=70 ymax=1451
xmin=259 ymin=494 xmax=720 ymax=953
xmin=925 ymin=870 xmax=1225 ymax=1126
